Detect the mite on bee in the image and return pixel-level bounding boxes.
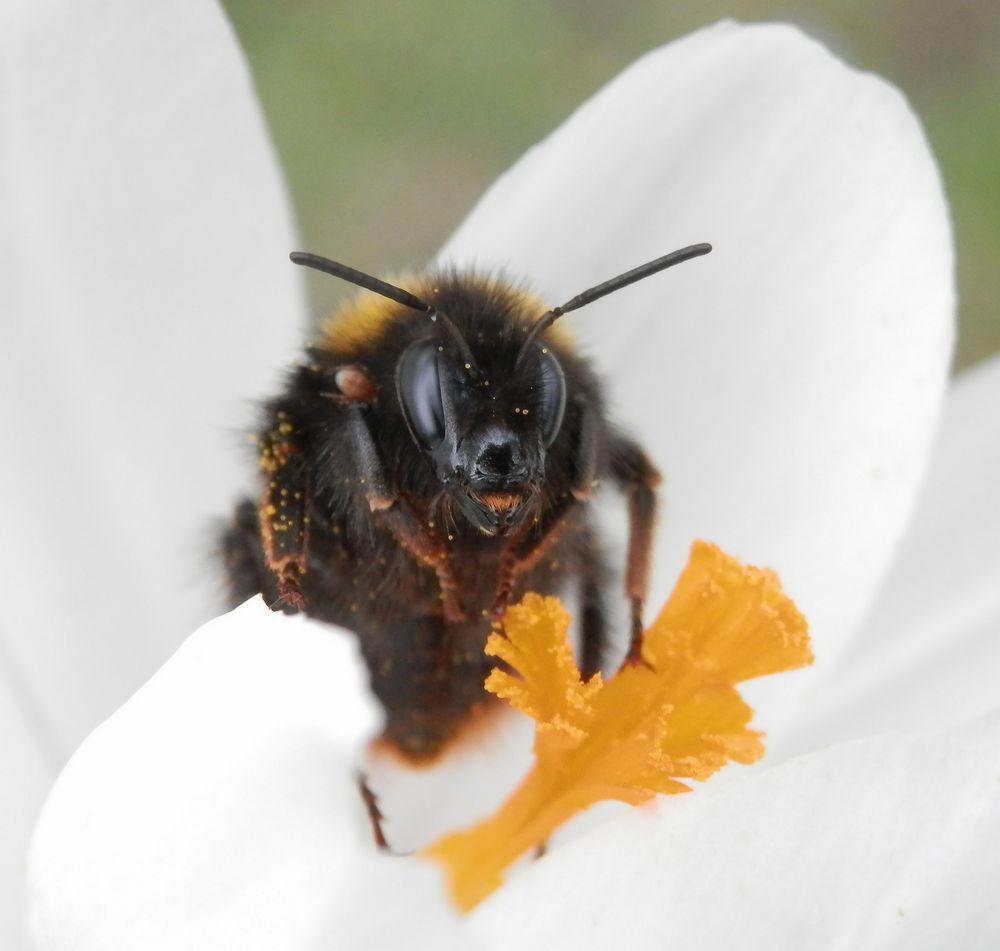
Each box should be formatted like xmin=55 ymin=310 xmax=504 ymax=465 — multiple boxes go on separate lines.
xmin=221 ymin=244 xmax=710 ymax=764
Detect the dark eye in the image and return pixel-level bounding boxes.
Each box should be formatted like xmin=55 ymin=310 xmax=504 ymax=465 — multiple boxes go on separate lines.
xmin=397 ymin=343 xmax=446 ymax=449
xmin=537 ymin=352 xmax=567 ymax=446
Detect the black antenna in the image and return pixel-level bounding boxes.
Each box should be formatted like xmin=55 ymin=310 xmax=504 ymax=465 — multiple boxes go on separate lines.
xmin=290 ymin=251 xmax=479 ymax=372
xmin=516 ymin=243 xmax=712 ymax=367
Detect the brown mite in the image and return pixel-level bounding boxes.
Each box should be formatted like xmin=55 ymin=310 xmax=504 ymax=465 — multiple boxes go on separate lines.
xmin=220 ymin=245 xmax=710 ymax=838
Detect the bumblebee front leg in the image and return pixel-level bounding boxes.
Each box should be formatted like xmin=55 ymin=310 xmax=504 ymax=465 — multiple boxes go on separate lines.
xmin=493 ymin=497 xmax=577 ymax=620
xmin=608 ymin=434 xmax=661 ymax=665
xmin=493 ymin=398 xmax=601 ymax=622
xmin=492 ymin=500 xmax=609 ymax=680
xmin=346 ymin=405 xmax=465 ymax=622
xmin=257 ymin=416 xmax=311 ymax=610
xmin=380 ymin=500 xmax=466 ymax=623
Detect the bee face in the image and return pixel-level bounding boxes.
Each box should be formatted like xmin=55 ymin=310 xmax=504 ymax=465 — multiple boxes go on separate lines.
xmin=396 ymin=326 xmax=567 ymax=536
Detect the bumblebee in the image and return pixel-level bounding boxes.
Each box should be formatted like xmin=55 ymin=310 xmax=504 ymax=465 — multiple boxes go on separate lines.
xmin=221 ymin=245 xmax=710 ymax=763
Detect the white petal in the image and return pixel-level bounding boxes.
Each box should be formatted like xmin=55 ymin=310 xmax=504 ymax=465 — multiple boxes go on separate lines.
xmin=2 ymin=6 xmax=303 ymax=942
xmin=0 ymin=673 xmax=55 ymax=948
xmin=27 ymin=602 xmax=482 ymax=950
xmin=471 ymin=712 xmax=1000 ymax=950
xmin=776 ymin=355 xmax=1000 ymax=759
xmin=28 ymin=600 xmax=386 ymax=950
xmin=440 ymin=22 xmax=953 ymax=732
xmin=0 ymin=3 xmax=302 ymax=753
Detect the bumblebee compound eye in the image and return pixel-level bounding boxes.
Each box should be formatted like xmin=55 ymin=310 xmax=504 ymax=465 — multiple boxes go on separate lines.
xmin=397 ymin=342 xmax=446 ymax=449
xmin=537 ymin=351 xmax=567 ymax=447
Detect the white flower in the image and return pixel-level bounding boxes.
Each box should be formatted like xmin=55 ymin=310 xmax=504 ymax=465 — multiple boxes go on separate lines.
xmin=6 ymin=3 xmax=999 ymax=949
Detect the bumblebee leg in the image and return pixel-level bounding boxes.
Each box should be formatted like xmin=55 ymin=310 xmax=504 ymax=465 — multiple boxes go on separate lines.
xmin=258 ymin=462 xmax=310 ymax=610
xmin=379 ymin=498 xmax=466 ymax=623
xmin=492 ymin=399 xmax=604 ymax=618
xmin=493 ymin=498 xmax=578 ymax=618
xmin=495 ymin=508 xmax=608 ymax=675
xmin=607 ymin=434 xmax=661 ymax=665
xmin=493 ymin=399 xmax=605 ymax=619
xmin=342 ymin=407 xmax=465 ymax=622
xmin=357 ymin=771 xmax=391 ymax=853
xmin=576 ymin=518 xmax=610 ymax=679
xmin=220 ymin=498 xmax=283 ymax=608
xmin=256 ymin=414 xmax=312 ymax=610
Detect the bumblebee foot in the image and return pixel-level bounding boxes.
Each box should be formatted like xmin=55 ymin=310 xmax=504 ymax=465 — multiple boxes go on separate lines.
xmin=491 ymin=588 xmax=512 ymax=623
xmin=357 ymin=771 xmax=405 ymax=855
xmin=274 ymin=577 xmax=306 ymax=612
xmin=622 ymin=637 xmax=655 ymax=671
xmin=621 ymin=600 xmax=654 ymax=669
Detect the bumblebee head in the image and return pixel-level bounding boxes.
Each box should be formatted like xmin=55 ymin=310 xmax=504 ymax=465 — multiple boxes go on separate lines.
xmin=394 ymin=322 xmax=566 ymax=535
xmin=291 ymin=244 xmax=710 ymax=536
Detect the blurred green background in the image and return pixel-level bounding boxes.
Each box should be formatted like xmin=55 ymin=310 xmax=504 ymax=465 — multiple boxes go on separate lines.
xmin=222 ymin=0 xmax=999 ymax=371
